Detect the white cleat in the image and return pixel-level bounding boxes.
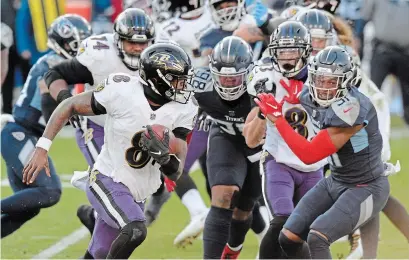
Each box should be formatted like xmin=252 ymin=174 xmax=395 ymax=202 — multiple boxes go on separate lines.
xmin=174 ymin=209 xmax=209 ymax=248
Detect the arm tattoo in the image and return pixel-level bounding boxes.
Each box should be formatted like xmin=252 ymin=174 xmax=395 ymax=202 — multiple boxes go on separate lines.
xmin=42 ymin=91 xmax=96 ymax=141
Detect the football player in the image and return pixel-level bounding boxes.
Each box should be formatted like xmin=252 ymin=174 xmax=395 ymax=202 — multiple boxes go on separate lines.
xmin=156 ymin=0 xmax=215 ymax=67
xmin=193 ymin=36 xmax=263 ymax=259
xmin=0 ymin=14 xmax=92 ymax=238
xmin=22 ymin=43 xmax=197 ymax=259
xmin=255 ymin=46 xmax=390 ymax=259
xmin=341 ymin=45 xmax=409 ymax=259
xmin=43 ymin=8 xmax=155 ymax=229
xmin=243 ymin=21 xmax=327 ymax=259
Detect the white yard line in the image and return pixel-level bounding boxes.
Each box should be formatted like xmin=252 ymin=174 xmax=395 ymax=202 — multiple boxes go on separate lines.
xmin=31 ymin=227 xmax=89 ymax=259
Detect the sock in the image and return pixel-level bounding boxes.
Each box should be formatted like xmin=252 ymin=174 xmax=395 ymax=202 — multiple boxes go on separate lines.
xmin=181 ymin=189 xmax=207 ymax=219
xmin=360 ymin=214 xmax=379 ymax=259
xmin=228 ymin=215 xmax=253 ymax=248
xmin=203 ymin=206 xmax=233 ymax=259
xmin=251 ymin=203 xmax=266 ymax=235
xmin=259 ymin=216 xmax=288 ymax=259
xmin=279 ymin=231 xmax=311 ymax=258
xmin=83 ymin=250 xmax=94 ymax=259
xmin=307 ymin=232 xmax=331 ymax=259
xmin=382 ymin=195 xmax=409 ymax=242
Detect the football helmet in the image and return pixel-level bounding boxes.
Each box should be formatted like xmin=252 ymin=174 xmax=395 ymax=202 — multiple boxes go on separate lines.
xmin=209 ymin=0 xmax=245 ymax=31
xmin=269 ymin=21 xmax=312 ymax=77
xmin=209 ymin=36 xmax=253 ymax=101
xmin=296 ymin=9 xmax=333 ymax=55
xmin=47 ymin=14 xmax=92 ymax=59
xmin=139 ymin=42 xmax=193 ymax=104
xmin=308 ymin=46 xmax=355 ymax=107
xmin=113 ymin=8 xmax=155 ymax=70
xmin=339 ymin=45 xmax=362 ymax=87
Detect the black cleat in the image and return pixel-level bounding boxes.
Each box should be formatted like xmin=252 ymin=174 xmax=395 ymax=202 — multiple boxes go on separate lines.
xmin=77 ymin=205 xmax=96 ymax=234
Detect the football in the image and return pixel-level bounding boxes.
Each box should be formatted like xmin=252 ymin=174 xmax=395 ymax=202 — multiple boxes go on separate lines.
xmin=144 ymin=124 xmax=183 ymax=154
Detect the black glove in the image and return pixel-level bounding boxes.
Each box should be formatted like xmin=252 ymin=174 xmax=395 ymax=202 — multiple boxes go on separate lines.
xmin=196 ymin=112 xmax=212 ymax=132
xmin=140 ymin=125 xmax=170 ymax=165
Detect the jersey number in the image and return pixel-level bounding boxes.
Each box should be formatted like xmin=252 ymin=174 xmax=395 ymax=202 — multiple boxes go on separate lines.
xmin=213 ymin=119 xmax=244 ymax=136
xmin=91 ymin=36 xmax=109 ymax=50
xmin=284 ymin=107 xmax=309 ymax=138
xmin=192 ymin=70 xmax=210 ymax=90
xmin=125 ymin=131 xmax=153 ymax=169
xmin=163 ymin=21 xmax=180 ymax=36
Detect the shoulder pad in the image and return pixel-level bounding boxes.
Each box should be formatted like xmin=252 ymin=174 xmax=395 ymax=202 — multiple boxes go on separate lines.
xmin=190 ymin=67 xmax=213 ymax=93
xmin=77 ymin=34 xmax=114 ymax=62
xmin=246 ymin=62 xmax=275 ymax=97
xmin=44 ymin=53 xmax=65 ymax=68
xmin=326 ymin=88 xmax=371 ymax=127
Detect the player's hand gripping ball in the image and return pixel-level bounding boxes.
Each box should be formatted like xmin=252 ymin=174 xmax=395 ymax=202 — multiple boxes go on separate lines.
xmin=141 ymin=125 xmax=182 ymax=165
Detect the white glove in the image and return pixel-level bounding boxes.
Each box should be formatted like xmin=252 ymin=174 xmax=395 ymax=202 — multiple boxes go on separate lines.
xmin=383 ymin=160 xmax=401 ymax=177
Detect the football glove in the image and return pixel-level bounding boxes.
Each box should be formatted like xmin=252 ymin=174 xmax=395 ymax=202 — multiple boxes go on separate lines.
xmin=280 ymin=79 xmax=303 ymax=104
xmin=255 ymin=93 xmax=283 ymax=118
xmin=141 ymin=125 xmax=170 ymax=165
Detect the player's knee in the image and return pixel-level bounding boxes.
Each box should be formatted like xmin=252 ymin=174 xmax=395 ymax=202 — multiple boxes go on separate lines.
xmin=211 ymin=185 xmax=240 ymax=209
xmin=271 ymin=215 xmax=288 ymax=231
xmin=122 ymin=221 xmax=147 ymax=247
xmin=108 ymin=221 xmax=147 ymax=258
xmin=38 ymin=187 xmax=61 ymax=208
xmin=307 ymin=230 xmax=330 ymax=248
xmin=279 ymin=229 xmax=303 ymax=254
xmin=232 ymin=196 xmax=256 ymax=220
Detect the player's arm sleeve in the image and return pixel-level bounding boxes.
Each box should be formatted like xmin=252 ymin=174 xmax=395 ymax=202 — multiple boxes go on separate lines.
xmin=44 ymin=58 xmax=94 ymax=87
xmin=15 ymin=0 xmax=31 ymax=55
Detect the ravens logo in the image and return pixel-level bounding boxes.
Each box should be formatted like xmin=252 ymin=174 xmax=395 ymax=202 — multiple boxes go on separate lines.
xmin=151 ymin=53 xmax=184 ymax=73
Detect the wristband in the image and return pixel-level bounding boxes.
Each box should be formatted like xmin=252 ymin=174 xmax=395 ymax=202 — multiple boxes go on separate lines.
xmin=36 ymin=137 xmax=52 ymax=151
xmin=257 ymin=110 xmax=266 ymax=120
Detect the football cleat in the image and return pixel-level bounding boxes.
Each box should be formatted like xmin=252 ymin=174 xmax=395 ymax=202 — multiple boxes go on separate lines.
xmin=174 ymin=208 xmax=209 ymax=248
xmin=144 ymin=189 xmax=171 ymax=227
xmin=77 ymin=205 xmax=96 ymax=235
xmin=346 ymin=230 xmax=363 ymax=259
xmin=221 ymin=244 xmax=242 ymax=259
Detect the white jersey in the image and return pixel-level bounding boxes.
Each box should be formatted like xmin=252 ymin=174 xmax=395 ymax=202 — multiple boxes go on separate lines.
xmin=358 ymin=72 xmax=391 ymax=162
xmin=155 ymin=8 xmax=214 ymax=67
xmin=76 ymin=33 xmax=140 ymax=126
xmin=247 ymin=60 xmax=327 ymax=172
xmin=93 ymin=73 xmax=197 ymax=201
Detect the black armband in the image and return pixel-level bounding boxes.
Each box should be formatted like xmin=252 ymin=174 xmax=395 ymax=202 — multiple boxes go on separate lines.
xmin=56 ymin=89 xmax=72 ymax=104
xmin=257 ymin=110 xmax=266 ymax=120
xmin=44 ymin=58 xmax=94 ymax=89
xmin=41 ymin=93 xmax=59 ymax=122
xmin=159 ymin=154 xmax=180 ymax=181
xmin=172 ymin=127 xmax=190 ymax=141
xmin=91 ymin=92 xmax=107 ymax=115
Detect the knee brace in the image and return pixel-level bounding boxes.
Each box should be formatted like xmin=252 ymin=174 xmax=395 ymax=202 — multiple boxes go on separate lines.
xmin=107 ymin=221 xmax=147 ymax=259
xmin=278 ymin=231 xmax=309 ymax=258
xmin=307 ymin=231 xmax=331 ymax=259
xmin=271 ymin=215 xmax=288 ymax=230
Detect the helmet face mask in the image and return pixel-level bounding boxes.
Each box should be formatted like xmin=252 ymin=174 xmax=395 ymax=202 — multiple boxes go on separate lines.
xmin=308 ymin=46 xmax=354 ymax=107
xmin=269 ymin=21 xmax=312 ymax=78
xmin=114 ymin=8 xmax=155 ymax=70
xmin=209 ymin=36 xmax=253 ymax=101
xmin=210 ymin=0 xmax=245 ymax=31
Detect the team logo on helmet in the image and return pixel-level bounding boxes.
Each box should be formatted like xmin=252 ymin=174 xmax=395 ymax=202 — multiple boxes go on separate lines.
xmin=57 ymin=20 xmax=74 ymax=38
xmin=151 ymin=53 xmax=184 ymax=73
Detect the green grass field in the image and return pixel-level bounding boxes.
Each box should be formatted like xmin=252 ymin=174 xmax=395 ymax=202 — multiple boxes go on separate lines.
xmin=1 ymin=118 xmax=408 ymax=259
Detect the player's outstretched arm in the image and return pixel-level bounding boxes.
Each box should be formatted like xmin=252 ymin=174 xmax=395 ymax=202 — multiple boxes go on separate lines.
xmin=22 ymin=91 xmax=97 ymax=184
xmin=243 ymin=106 xmax=266 ymax=148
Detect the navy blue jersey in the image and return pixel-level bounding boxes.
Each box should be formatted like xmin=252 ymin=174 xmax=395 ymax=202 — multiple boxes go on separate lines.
xmin=13 ymin=51 xmax=66 ymax=135
xmin=300 ymin=87 xmax=384 ymax=184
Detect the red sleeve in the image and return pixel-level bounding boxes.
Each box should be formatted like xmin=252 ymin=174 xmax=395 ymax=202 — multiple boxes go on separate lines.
xmin=275 ymin=117 xmax=338 ymax=165
xmin=111 ymin=0 xmax=123 ymax=22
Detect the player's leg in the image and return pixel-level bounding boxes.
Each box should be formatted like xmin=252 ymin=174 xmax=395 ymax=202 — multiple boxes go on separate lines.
xmin=259 ymin=152 xmax=297 ymax=259
xmin=144 ymin=174 xmax=171 ymax=226
xmin=222 ymin=158 xmax=263 ymax=259
xmin=279 ymin=177 xmax=334 ymax=258
xmin=86 ymin=170 xmax=147 ymax=259
xmin=393 ymin=49 xmax=409 ymax=125
xmin=199 ymin=151 xmax=211 ymax=197
xmin=1 ymin=122 xmax=61 ymax=238
xmin=86 ymin=216 xmax=120 ymax=259
xmin=307 ymin=176 xmax=390 ymax=259
xmin=203 ymin=127 xmax=247 ymax=259
xmin=173 ymin=128 xmax=209 ymax=247
xmin=382 ymin=195 xmax=409 ymax=242
xmin=74 ymin=119 xmax=104 ymax=233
